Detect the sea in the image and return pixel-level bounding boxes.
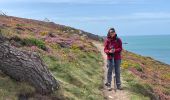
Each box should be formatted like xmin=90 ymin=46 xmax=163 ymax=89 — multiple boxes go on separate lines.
xmin=121 ymin=35 xmax=170 ymax=65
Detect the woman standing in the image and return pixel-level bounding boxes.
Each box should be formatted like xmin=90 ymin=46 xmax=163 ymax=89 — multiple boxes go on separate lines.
xmin=104 ymin=28 xmax=122 ymax=90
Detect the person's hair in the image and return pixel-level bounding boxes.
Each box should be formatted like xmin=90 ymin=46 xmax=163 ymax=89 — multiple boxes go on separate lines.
xmin=107 ymin=28 xmax=115 ymax=38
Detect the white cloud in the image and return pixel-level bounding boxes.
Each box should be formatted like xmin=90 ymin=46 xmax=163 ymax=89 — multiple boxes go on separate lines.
xmin=0 ymin=0 xmax=147 ymax=4
xmin=52 ymin=12 xmax=170 ymax=22
xmin=132 ymin=12 xmax=170 ymax=19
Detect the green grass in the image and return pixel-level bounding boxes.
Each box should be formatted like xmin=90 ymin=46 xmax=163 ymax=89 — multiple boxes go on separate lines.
xmin=21 ymin=38 xmax=46 ymax=50
xmin=122 ymin=69 xmax=153 ymax=100
xmin=130 ymin=93 xmax=150 ymax=100
xmin=0 ymin=47 xmax=104 ymax=100
xmin=16 ymin=24 xmax=24 ymax=27
xmin=42 ymin=49 xmax=104 ymax=100
xmin=0 ymin=71 xmax=35 ymax=100
xmin=134 ymin=64 xmax=143 ymax=72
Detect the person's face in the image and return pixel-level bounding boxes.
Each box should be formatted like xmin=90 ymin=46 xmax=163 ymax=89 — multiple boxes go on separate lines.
xmin=109 ymin=30 xmax=116 ymax=38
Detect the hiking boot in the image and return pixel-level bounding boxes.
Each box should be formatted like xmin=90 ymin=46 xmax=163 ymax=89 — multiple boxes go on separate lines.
xmin=117 ymin=86 xmax=123 ymax=90
xmin=105 ymin=82 xmax=111 ymax=87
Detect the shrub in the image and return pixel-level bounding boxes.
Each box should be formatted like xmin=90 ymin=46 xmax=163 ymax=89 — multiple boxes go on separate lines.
xmin=71 ymin=44 xmax=80 ymax=51
xmin=16 ymin=24 xmax=22 ymax=27
xmin=22 ymin=38 xmax=46 ymax=50
xmin=40 ymin=31 xmax=48 ymax=36
xmin=134 ymin=64 xmax=143 ymax=72
xmin=121 ymin=60 xmax=130 ymax=69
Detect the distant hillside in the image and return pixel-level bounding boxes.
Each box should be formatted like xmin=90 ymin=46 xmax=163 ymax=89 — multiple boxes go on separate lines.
xmin=0 ymin=15 xmax=103 ymax=41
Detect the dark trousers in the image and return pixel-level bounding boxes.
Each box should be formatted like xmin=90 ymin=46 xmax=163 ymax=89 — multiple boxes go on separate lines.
xmin=107 ymin=59 xmax=121 ymax=87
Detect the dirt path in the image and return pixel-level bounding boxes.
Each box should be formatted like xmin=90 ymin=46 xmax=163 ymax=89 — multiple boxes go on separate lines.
xmin=92 ymin=41 xmax=130 ymax=100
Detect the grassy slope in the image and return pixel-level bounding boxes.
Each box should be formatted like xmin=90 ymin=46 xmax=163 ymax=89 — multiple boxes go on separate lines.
xmin=0 ymin=15 xmax=104 ymax=100
xmin=121 ymin=50 xmax=170 ymax=100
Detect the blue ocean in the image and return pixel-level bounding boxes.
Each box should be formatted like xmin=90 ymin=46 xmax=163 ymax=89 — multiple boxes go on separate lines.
xmin=121 ymin=35 xmax=170 ymax=65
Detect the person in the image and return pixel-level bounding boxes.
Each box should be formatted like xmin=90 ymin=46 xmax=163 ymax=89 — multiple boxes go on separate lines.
xmin=104 ymin=28 xmax=122 ymax=90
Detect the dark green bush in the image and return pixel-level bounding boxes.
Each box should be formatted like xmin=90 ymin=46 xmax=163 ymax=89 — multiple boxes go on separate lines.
xmin=16 ymin=24 xmax=23 ymax=27
xmin=135 ymin=65 xmax=143 ymax=72
xmin=22 ymin=38 xmax=46 ymax=50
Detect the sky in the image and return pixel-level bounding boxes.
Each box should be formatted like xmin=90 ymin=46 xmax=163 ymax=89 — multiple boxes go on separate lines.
xmin=0 ymin=0 xmax=170 ymax=36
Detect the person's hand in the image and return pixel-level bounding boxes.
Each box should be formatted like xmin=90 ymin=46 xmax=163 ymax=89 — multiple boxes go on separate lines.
xmin=113 ymin=49 xmax=116 ymax=53
xmin=109 ymin=49 xmax=114 ymax=53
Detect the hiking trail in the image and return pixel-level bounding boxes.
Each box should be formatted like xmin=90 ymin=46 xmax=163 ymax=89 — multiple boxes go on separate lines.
xmin=92 ymin=41 xmax=130 ymax=100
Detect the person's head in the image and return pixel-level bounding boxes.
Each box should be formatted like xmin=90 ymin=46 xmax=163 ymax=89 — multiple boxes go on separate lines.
xmin=107 ymin=28 xmax=116 ymax=38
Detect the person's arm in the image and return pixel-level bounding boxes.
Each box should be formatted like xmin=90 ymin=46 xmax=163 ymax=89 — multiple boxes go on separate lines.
xmin=114 ymin=38 xmax=122 ymax=53
xmin=104 ymin=39 xmax=110 ymax=54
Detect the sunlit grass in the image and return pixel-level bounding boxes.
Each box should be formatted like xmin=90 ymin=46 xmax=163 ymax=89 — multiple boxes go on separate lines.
xmin=0 ymin=71 xmax=35 ymax=100
xmin=41 ymin=48 xmax=104 ymax=100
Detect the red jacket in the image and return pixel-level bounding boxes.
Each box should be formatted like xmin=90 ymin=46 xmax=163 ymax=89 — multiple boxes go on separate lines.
xmin=104 ymin=36 xmax=122 ymax=60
